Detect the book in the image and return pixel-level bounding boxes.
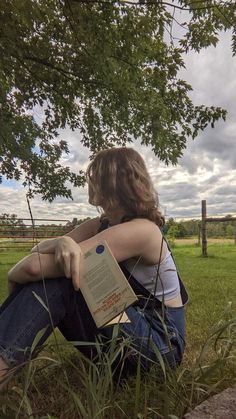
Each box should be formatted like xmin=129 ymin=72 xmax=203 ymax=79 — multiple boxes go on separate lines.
xmin=79 ymin=241 xmax=138 ymax=328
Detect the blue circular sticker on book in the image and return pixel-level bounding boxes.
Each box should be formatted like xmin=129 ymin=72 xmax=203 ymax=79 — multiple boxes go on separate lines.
xmin=96 ymin=244 xmax=105 ymax=254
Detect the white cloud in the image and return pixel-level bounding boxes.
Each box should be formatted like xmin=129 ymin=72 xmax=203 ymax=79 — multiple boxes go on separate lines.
xmin=0 ymin=183 xmax=98 ymax=223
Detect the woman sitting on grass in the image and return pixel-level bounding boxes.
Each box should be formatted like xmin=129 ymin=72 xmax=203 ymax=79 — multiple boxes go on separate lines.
xmin=0 ymin=147 xmax=187 ymax=388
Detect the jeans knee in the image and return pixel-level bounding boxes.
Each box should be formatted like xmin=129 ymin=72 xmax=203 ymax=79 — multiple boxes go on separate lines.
xmin=19 ymin=277 xmax=73 ymax=308
xmin=25 ymin=276 xmax=69 ymax=291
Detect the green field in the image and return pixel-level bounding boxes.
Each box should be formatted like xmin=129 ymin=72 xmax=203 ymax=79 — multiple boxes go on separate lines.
xmin=0 ymin=242 xmax=235 ymax=418
xmin=0 ymin=250 xmax=29 ymax=298
xmin=174 ymin=242 xmax=236 ymax=358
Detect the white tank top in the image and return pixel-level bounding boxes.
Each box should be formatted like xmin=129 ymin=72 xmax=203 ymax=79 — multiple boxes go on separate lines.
xmin=123 ymin=249 xmax=180 ymax=302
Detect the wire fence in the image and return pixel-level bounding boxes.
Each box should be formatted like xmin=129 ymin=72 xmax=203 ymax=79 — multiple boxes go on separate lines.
xmin=0 ymin=217 xmax=74 ymax=253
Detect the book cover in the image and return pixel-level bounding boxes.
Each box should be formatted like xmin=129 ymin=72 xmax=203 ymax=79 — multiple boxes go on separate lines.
xmin=80 ymin=242 xmax=137 ymax=328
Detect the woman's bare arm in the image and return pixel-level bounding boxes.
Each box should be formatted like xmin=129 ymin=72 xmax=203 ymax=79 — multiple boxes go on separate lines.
xmin=79 ymin=219 xmax=164 ymax=264
xmin=8 ymin=218 xmax=164 ymax=292
xmin=41 ymin=219 xmax=165 ymax=290
xmin=8 ymin=253 xmax=64 ymax=284
xmin=7 ymin=217 xmax=99 ymax=287
xmin=7 ymin=217 xmax=99 ymax=292
xmin=31 ymin=217 xmax=100 ymax=254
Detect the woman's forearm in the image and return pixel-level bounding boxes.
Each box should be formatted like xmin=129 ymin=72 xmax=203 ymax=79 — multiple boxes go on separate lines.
xmin=8 ymin=254 xmax=40 ymax=283
xmin=7 ymin=253 xmax=63 ymax=285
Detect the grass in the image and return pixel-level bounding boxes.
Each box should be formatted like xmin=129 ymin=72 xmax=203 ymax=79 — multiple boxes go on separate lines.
xmin=174 ymin=242 xmax=236 ymax=360
xmin=0 ymin=241 xmax=235 ymax=418
xmin=0 ymin=250 xmax=29 ymax=297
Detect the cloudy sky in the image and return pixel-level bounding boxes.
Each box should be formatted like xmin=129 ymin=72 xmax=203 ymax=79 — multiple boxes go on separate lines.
xmin=1 ymin=31 xmax=236 ymax=223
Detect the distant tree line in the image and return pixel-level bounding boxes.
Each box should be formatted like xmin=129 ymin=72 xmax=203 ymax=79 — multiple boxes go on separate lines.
xmin=165 ymin=216 xmax=236 ymax=239
xmin=0 ymin=214 xmax=235 ymax=239
xmin=0 ymin=213 xmax=91 ymax=238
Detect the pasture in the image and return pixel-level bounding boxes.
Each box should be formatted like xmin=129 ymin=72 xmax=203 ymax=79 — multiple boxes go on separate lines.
xmin=0 ymin=241 xmax=235 ymax=418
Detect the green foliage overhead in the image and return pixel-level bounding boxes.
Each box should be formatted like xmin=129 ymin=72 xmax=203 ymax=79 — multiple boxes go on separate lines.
xmin=0 ymin=0 xmax=235 ymax=200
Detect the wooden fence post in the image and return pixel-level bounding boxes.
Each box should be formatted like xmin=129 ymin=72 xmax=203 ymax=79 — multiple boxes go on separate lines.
xmin=197 ymin=223 xmax=201 ymax=246
xmin=201 ymin=200 xmax=207 ymax=257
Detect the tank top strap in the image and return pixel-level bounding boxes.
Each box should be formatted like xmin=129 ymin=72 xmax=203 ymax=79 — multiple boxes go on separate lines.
xmin=97 ymin=217 xmax=109 ymax=232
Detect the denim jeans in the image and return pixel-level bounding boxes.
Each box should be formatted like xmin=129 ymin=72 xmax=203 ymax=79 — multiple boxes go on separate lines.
xmin=0 ymin=277 xmax=185 ymax=373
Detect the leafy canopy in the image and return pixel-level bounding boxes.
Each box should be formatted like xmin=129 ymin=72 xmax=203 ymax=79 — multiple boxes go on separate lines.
xmin=0 ymin=0 xmax=235 ymax=200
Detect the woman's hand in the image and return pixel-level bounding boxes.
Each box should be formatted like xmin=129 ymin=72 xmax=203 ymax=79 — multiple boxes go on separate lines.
xmin=53 ymin=236 xmax=82 ymax=290
xmin=31 ymin=236 xmax=82 ymax=290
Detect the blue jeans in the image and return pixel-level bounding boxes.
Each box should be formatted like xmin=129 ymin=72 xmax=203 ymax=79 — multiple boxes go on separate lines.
xmin=0 ymin=278 xmax=185 ymax=374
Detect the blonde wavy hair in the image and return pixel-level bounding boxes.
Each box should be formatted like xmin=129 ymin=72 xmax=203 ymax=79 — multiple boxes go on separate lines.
xmin=86 ymin=147 xmax=164 ymax=226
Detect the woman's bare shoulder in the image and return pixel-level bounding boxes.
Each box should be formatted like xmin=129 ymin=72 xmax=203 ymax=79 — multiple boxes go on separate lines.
xmin=127 ymin=218 xmax=165 ymax=263
xmin=108 ymin=218 xmax=162 ymax=240
xmin=128 ymin=218 xmax=161 ymax=232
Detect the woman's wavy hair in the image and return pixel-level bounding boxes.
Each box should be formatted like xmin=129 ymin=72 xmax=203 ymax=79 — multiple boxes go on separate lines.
xmin=86 ymin=147 xmax=164 ymax=226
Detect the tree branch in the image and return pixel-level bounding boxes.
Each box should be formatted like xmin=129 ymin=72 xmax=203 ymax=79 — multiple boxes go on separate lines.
xmin=67 ymin=0 xmax=234 ymax=13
